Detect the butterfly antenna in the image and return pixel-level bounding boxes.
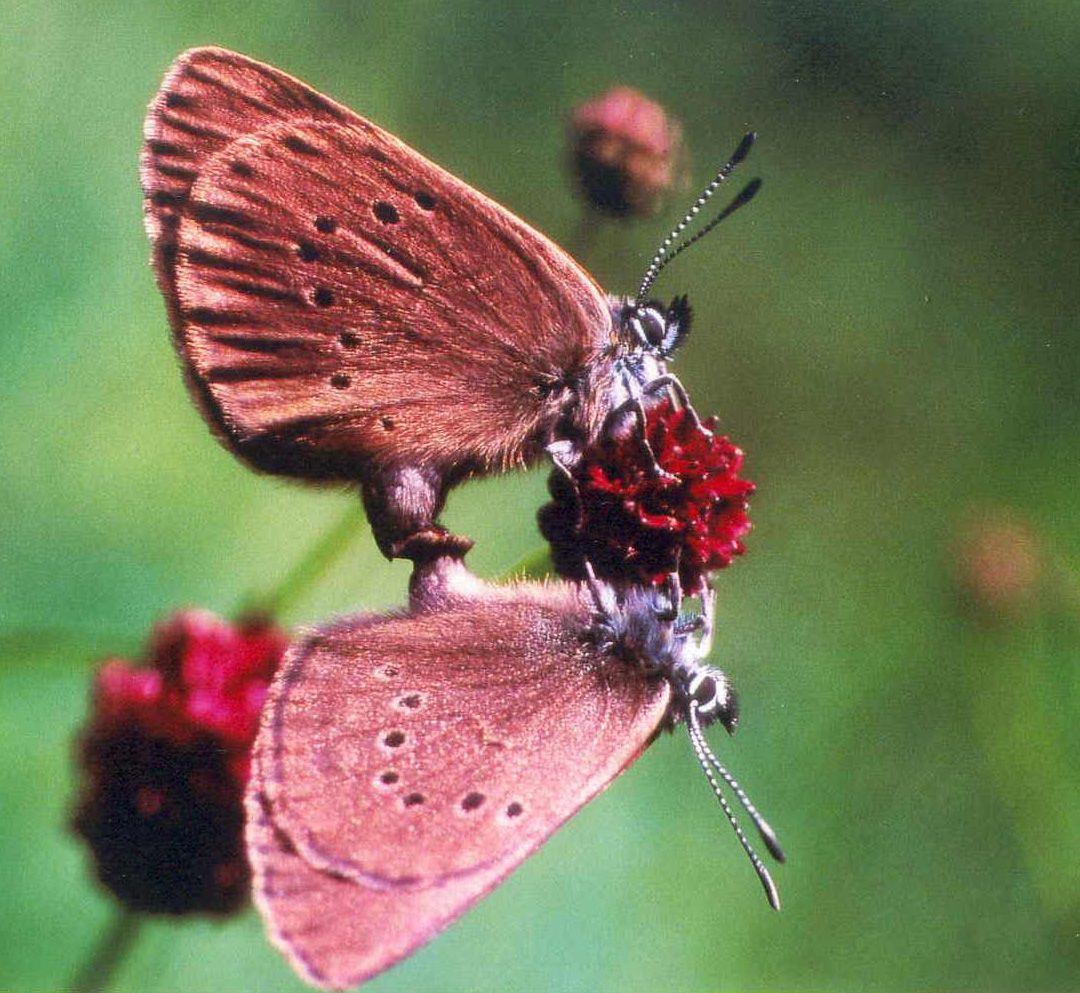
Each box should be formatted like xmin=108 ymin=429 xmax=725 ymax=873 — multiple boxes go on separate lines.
xmin=690 ymin=704 xmax=785 ymax=862
xmin=635 ymin=132 xmax=760 ymax=307
xmin=686 ymin=701 xmax=783 ymax=910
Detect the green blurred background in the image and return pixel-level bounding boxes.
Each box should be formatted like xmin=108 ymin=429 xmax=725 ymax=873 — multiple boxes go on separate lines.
xmin=3 ymin=1 xmax=1079 ymax=990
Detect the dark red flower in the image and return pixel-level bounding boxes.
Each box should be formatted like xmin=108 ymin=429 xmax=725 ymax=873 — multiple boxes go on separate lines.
xmin=72 ymin=610 xmax=287 ymax=915
xmin=569 ymin=86 xmax=684 ymax=217
xmin=540 ymin=398 xmax=754 ymax=590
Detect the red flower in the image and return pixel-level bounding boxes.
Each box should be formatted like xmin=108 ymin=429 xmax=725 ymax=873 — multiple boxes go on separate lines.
xmin=569 ymin=86 xmax=684 ymax=217
xmin=540 ymin=398 xmax=754 ymax=591
xmin=72 ymin=610 xmax=287 ymax=915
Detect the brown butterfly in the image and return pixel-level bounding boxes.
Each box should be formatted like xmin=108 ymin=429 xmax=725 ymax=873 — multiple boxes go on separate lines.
xmin=247 ymin=554 xmax=782 ymax=989
xmin=142 ymin=48 xmax=759 ymax=560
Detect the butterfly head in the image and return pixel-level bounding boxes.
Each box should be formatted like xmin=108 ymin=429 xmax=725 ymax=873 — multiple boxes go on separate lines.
xmin=619 ymin=295 xmax=692 ymax=360
xmin=582 ymin=571 xmax=737 ymax=734
xmin=580 ymin=566 xmax=782 ymax=906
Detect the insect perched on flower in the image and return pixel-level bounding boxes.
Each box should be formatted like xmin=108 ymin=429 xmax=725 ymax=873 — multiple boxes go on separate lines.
xmin=142 ymin=47 xmax=760 ymax=562
xmin=141 ymin=47 xmax=779 ymax=992
xmin=247 ymin=550 xmax=782 ymax=990
xmin=243 ymin=351 xmax=779 ymax=993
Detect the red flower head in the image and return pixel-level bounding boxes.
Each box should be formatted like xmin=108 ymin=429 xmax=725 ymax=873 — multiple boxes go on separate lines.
xmin=540 ymin=398 xmax=754 ymax=591
xmin=72 ymin=610 xmax=287 ymax=915
xmin=569 ymin=86 xmax=684 ymax=217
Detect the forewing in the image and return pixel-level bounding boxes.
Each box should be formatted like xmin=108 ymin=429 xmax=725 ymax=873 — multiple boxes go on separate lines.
xmin=257 ymin=582 xmax=670 ymax=886
xmin=148 ymin=49 xmax=612 ymax=480
xmin=143 ymin=47 xmax=350 ymax=318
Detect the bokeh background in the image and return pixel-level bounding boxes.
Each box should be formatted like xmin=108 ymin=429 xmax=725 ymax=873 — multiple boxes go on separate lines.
xmin=3 ymin=1 xmax=1079 ymax=990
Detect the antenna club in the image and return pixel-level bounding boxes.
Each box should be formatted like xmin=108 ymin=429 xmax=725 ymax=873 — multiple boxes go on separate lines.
xmin=762 ymin=872 xmax=782 ymax=912
xmin=731 ymin=131 xmax=757 ymax=167
xmin=759 ymin=819 xmax=786 ymax=863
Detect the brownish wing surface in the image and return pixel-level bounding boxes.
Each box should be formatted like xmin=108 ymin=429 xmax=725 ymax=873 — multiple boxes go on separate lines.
xmin=143 ymin=47 xmax=351 ymax=322
xmin=258 ymin=581 xmax=669 ymax=882
xmin=145 ymin=48 xmax=613 ymax=484
xmin=248 ymin=774 xmax=515 ymax=991
xmin=247 ymin=581 xmax=669 ymax=987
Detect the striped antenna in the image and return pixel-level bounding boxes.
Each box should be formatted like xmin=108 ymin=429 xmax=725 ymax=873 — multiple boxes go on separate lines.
xmin=635 ymin=131 xmax=760 ymax=306
xmin=686 ymin=700 xmax=784 ymax=910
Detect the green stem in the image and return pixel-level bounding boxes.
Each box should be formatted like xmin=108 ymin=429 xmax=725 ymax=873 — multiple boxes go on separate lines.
xmin=244 ymin=501 xmax=369 ymax=619
xmin=70 ymin=908 xmax=141 ymax=993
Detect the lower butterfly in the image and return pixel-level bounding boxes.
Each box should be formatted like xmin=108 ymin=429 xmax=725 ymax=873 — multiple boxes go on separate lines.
xmin=143 ymin=48 xmax=759 ymax=561
xmin=247 ymin=554 xmax=783 ymax=990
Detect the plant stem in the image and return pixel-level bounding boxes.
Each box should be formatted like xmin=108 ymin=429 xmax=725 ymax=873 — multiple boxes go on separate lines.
xmin=244 ymin=502 xmax=368 ymax=619
xmin=70 ymin=908 xmax=141 ymax=993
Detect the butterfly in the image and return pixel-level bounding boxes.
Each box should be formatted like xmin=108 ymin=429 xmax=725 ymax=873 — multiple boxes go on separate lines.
xmin=246 ymin=553 xmax=783 ymax=990
xmin=142 ymin=47 xmax=759 ymax=561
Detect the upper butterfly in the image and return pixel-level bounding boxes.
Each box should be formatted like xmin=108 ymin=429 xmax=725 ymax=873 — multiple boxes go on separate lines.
xmin=143 ymin=48 xmax=759 ymax=560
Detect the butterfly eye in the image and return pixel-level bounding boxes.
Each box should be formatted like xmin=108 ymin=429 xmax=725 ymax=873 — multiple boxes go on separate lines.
xmin=626 ymin=304 xmax=668 ymax=351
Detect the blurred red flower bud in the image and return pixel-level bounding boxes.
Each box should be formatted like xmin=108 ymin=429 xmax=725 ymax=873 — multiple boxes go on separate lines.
xmin=954 ymin=511 xmax=1042 ymax=617
xmin=540 ymin=398 xmax=754 ymax=591
xmin=570 ymin=86 xmax=684 ymax=217
xmin=72 ymin=610 xmax=287 ymax=915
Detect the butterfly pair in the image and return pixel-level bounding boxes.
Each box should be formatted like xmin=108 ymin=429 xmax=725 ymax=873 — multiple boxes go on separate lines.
xmin=143 ymin=47 xmax=780 ymax=990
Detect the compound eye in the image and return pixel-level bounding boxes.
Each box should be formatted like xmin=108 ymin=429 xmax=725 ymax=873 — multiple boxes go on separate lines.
xmin=689 ymin=669 xmax=739 ymax=734
xmin=628 ymin=304 xmax=668 ymax=350
xmin=642 ymin=307 xmax=668 ymax=348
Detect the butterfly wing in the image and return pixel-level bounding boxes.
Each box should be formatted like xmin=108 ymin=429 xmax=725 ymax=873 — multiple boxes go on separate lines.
xmin=143 ymin=47 xmax=351 ymax=322
xmin=145 ymin=49 xmax=613 ymax=486
xmin=247 ymin=771 xmax=514 ymax=991
xmin=248 ymin=580 xmax=670 ymax=987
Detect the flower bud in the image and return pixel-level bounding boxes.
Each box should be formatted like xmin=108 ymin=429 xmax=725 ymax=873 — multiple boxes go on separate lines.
xmin=954 ymin=512 xmax=1041 ymax=617
xmin=570 ymin=86 xmax=684 ymax=217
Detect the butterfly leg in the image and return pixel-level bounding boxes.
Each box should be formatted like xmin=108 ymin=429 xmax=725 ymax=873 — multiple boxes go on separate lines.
xmin=545 ymin=444 xmax=586 ymax=534
xmin=654 ymin=572 xmax=682 ymax=622
xmin=601 ymin=395 xmax=677 ymax=481
xmin=361 ymin=465 xmax=474 ymax=563
xmin=638 ymin=373 xmax=712 ymax=437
